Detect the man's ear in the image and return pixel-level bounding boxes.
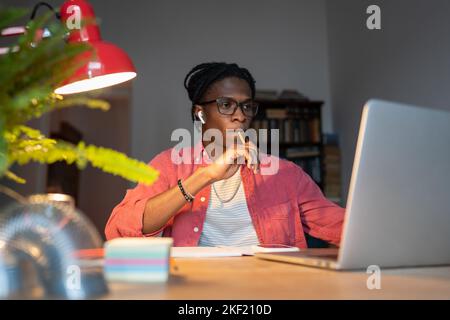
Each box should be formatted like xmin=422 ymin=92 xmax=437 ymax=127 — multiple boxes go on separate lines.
xmin=193 ymin=105 xmax=203 ymax=119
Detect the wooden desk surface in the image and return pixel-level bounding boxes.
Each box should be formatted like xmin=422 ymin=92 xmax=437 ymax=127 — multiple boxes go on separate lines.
xmin=105 ymin=257 xmax=450 ymax=300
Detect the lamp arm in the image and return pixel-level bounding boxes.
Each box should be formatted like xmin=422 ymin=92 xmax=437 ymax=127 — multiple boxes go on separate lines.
xmin=30 ymin=1 xmax=61 ymax=20
xmin=0 ymin=1 xmax=61 ymax=54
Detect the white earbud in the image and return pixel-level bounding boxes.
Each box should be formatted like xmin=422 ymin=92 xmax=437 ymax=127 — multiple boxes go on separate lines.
xmin=198 ymin=111 xmax=206 ymax=124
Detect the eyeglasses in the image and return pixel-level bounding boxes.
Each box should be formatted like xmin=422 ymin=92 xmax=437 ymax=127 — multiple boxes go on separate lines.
xmin=198 ymin=97 xmax=259 ymax=117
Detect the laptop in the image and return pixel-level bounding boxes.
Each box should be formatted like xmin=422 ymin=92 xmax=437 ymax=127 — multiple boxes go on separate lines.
xmin=256 ymin=99 xmax=450 ymax=270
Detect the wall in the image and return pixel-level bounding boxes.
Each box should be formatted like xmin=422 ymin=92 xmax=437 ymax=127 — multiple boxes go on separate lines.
xmin=89 ymin=0 xmax=334 ymax=161
xmin=326 ymin=0 xmax=450 ymax=203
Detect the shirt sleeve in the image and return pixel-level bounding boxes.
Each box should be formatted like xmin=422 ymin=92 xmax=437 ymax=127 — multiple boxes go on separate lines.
xmin=296 ymin=166 xmax=345 ymax=246
xmin=104 ymin=150 xmax=173 ymax=240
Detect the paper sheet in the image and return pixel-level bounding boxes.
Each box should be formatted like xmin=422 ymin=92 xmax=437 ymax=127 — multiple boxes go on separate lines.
xmin=170 ymin=246 xmax=245 ymax=258
xmin=170 ymin=245 xmax=299 ymax=258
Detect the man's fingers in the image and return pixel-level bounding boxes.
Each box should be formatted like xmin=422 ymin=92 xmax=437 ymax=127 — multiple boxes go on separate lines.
xmin=241 ymin=139 xmax=258 ymax=174
xmin=234 ymin=147 xmax=253 ymax=168
xmin=223 ymin=144 xmax=258 ymax=173
xmin=245 ymin=140 xmax=259 ymax=173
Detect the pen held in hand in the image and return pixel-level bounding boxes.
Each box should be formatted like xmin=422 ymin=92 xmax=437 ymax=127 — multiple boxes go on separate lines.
xmin=237 ymin=131 xmax=259 ymax=173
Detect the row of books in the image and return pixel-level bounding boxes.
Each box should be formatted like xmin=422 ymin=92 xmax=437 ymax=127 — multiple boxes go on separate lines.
xmin=284 ymin=146 xmax=321 ymax=158
xmin=265 ymin=107 xmax=320 ymax=119
xmin=251 ymin=118 xmax=321 ymax=144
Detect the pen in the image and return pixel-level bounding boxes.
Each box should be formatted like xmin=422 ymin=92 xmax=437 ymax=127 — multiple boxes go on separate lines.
xmin=237 ymin=131 xmax=259 ymax=173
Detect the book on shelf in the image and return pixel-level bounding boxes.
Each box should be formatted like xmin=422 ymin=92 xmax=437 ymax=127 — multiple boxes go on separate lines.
xmin=261 ymin=120 xmax=321 ymax=145
xmin=323 ymin=154 xmax=341 ymax=163
xmin=285 ymin=146 xmax=320 ymax=158
xmin=324 ymin=177 xmax=341 ymax=186
xmin=267 ymin=119 xmax=282 ymax=142
xmin=258 ymin=107 xmax=322 ymax=145
xmin=247 ymin=119 xmax=271 ymax=133
xmin=293 ymin=120 xmax=300 ymax=143
xmin=323 ymin=145 xmax=341 ymax=155
xmin=324 ymin=166 xmax=341 ymax=174
xmin=324 ymin=165 xmax=341 ymax=174
xmin=310 ymin=118 xmax=321 ymax=143
xmin=284 ymin=119 xmax=293 ymax=143
xmin=251 ymin=119 xmax=260 ymax=131
xmin=265 ymin=108 xmax=288 ymax=119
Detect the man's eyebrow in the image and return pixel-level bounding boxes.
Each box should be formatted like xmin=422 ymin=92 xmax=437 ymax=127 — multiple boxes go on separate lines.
xmin=222 ymin=95 xmax=252 ymax=102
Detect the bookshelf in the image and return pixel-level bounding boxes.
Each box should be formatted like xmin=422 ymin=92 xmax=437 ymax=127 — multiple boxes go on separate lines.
xmin=252 ymin=98 xmax=325 ymax=190
xmin=252 ymin=94 xmax=342 ymax=247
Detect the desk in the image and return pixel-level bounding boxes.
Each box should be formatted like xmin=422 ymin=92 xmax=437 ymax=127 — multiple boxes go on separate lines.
xmin=104 ymin=257 xmax=450 ymax=299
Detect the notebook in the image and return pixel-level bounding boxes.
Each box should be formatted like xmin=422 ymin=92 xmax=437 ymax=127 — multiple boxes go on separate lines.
xmin=170 ymin=245 xmax=299 ymax=258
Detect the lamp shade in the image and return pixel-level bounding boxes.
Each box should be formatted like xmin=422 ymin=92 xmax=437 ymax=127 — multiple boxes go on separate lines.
xmin=55 ymin=0 xmax=136 ymax=95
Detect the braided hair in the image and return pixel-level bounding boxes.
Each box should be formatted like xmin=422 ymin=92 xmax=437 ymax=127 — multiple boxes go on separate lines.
xmin=184 ymin=62 xmax=256 ymax=121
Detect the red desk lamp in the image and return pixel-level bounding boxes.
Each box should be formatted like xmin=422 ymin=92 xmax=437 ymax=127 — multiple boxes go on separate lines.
xmin=0 ymin=0 xmax=137 ymax=95
xmin=55 ymin=0 xmax=137 ymax=94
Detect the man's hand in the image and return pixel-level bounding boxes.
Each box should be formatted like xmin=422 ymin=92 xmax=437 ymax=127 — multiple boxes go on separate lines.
xmin=205 ymin=141 xmax=259 ymax=183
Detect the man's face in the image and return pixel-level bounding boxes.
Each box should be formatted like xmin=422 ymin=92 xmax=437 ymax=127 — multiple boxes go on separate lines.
xmin=194 ymin=77 xmax=253 ymax=148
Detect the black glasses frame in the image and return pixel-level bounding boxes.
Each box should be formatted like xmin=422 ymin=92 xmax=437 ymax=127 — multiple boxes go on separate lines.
xmin=198 ymin=96 xmax=259 ymax=117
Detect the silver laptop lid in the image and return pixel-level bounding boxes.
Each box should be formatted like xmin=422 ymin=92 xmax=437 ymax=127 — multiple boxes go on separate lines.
xmin=338 ymin=99 xmax=450 ymax=269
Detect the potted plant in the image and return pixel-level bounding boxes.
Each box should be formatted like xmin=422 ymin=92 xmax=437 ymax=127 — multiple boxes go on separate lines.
xmin=0 ymin=7 xmax=158 ymax=299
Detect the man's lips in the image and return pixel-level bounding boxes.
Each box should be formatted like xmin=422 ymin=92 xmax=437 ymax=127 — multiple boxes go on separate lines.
xmin=225 ymin=126 xmax=247 ymax=131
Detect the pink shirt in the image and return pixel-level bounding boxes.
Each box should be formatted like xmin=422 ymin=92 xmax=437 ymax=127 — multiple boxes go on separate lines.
xmin=105 ymin=142 xmax=345 ymax=248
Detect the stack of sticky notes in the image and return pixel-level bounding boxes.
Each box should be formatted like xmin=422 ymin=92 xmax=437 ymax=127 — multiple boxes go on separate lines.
xmin=104 ymin=237 xmax=173 ymax=283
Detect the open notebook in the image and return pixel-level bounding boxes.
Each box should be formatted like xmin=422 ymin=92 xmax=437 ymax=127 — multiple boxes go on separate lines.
xmin=170 ymin=245 xmax=299 ymax=258
xmin=73 ymin=245 xmax=300 ymax=261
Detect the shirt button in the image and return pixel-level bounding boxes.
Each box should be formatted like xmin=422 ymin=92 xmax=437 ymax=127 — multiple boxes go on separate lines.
xmin=193 ymin=227 xmax=199 ymax=233
xmin=195 ymin=157 xmax=200 ymax=162
xmin=200 ymin=197 xmax=206 ymax=202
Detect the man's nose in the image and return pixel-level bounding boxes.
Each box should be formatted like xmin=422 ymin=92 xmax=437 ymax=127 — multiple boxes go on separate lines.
xmin=232 ymin=106 xmax=247 ymax=122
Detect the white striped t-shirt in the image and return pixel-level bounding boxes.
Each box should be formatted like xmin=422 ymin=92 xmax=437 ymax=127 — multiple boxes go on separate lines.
xmin=198 ymin=168 xmax=260 ymax=247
